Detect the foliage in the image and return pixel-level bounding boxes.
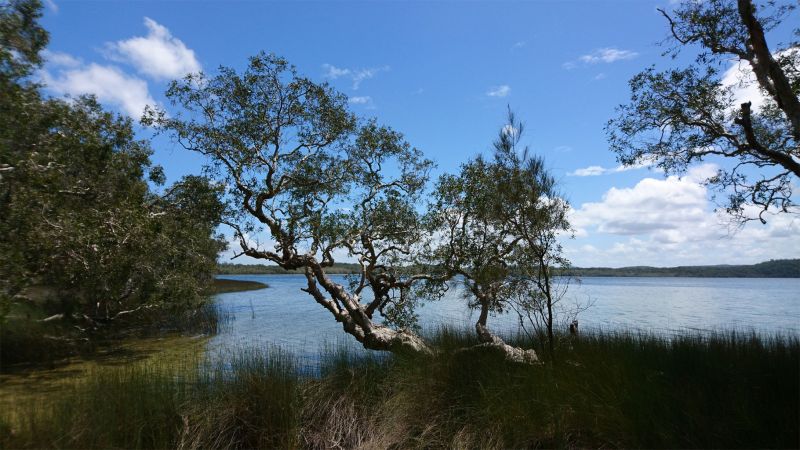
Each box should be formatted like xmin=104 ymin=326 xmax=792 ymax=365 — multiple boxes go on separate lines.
xmin=145 ymin=52 xmax=446 ymax=352
xmin=0 ymin=0 xmax=47 ymax=83
xmin=429 ymin=110 xmax=573 ymax=356
xmin=607 ymin=0 xmax=799 ymax=223
xmin=0 ymin=0 xmax=226 ymax=331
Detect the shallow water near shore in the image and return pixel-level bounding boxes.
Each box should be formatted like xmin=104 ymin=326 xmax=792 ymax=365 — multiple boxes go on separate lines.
xmin=209 ymin=274 xmax=800 ymax=361
xmin=2 ymin=275 xmax=797 ymax=406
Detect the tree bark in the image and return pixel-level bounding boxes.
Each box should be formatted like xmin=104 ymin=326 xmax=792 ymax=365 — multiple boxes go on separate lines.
xmin=738 ymin=0 xmax=800 ymax=143
xmin=470 ymin=298 xmax=539 ymax=364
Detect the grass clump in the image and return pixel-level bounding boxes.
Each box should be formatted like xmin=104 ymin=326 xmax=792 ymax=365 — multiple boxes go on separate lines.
xmin=1 ymin=328 xmax=797 ymax=449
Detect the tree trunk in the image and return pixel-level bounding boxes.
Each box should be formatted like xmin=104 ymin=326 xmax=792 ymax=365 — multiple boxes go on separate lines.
xmin=470 ymin=298 xmax=539 ymax=364
xmin=738 ymin=0 xmax=800 ymax=143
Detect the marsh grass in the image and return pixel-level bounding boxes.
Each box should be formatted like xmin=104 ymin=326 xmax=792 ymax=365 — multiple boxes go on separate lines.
xmin=1 ymin=328 xmax=797 ymax=449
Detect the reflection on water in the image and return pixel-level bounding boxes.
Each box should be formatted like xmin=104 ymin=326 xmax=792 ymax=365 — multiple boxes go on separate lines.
xmin=210 ymin=275 xmax=800 ymax=360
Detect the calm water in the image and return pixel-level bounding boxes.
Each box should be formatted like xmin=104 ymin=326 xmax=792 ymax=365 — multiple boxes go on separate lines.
xmin=209 ymin=275 xmax=800 ymax=359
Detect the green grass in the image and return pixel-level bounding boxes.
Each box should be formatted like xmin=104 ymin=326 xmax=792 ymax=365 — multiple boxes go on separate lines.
xmin=1 ymin=329 xmax=798 ymax=449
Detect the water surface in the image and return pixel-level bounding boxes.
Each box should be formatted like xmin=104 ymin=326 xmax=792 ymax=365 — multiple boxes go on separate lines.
xmin=210 ymin=275 xmax=800 ymax=359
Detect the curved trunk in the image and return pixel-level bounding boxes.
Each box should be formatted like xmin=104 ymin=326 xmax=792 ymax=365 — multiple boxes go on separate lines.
xmin=472 ymin=298 xmax=539 ymax=364
xmin=302 ymin=263 xmax=433 ymax=355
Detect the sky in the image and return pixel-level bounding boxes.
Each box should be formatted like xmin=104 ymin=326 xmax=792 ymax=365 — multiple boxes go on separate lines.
xmin=36 ymin=0 xmax=799 ymax=267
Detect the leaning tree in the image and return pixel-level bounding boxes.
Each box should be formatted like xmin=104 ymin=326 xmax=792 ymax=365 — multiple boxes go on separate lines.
xmin=428 ymin=110 xmax=572 ymax=360
xmin=607 ymin=0 xmax=799 ymax=223
xmin=145 ymin=53 xmax=449 ymax=354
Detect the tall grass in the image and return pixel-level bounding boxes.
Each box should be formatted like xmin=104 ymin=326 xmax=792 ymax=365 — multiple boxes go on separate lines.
xmin=2 ymin=328 xmax=797 ymax=449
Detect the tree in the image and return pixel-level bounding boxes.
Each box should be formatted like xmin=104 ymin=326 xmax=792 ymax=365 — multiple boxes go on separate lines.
xmin=429 ymin=110 xmax=572 ymax=360
xmin=0 ymin=0 xmax=47 ymax=318
xmin=606 ymin=0 xmax=799 ymax=223
xmin=145 ymin=53 xmax=447 ymax=354
xmin=0 ymin=0 xmax=227 ymax=328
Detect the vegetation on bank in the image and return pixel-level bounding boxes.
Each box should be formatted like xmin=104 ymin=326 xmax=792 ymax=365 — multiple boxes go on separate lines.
xmin=1 ymin=0 xmax=229 ymax=366
xmin=566 ymin=259 xmax=800 ymax=278
xmin=1 ymin=328 xmax=797 ymax=449
xmin=210 ymin=278 xmax=269 ymax=294
xmin=217 ymin=263 xmax=361 ymax=275
xmin=219 ymin=259 xmax=800 ymax=278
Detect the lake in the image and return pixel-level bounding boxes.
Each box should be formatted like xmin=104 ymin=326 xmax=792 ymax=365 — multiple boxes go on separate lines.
xmin=209 ymin=275 xmax=800 ymax=360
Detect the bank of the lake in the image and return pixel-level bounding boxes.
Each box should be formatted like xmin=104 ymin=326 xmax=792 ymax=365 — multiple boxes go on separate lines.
xmin=1 ymin=328 xmax=797 ymax=449
xmin=0 ymin=278 xmax=265 ymax=369
xmin=2 ymin=276 xmax=798 ymax=448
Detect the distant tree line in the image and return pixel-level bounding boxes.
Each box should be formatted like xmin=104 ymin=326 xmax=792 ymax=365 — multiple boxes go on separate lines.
xmin=565 ymin=259 xmax=799 ymax=278
xmin=218 ymin=263 xmax=361 ymax=275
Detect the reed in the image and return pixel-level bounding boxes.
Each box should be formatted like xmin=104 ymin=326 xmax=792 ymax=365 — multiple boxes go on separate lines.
xmin=2 ymin=328 xmax=797 ymax=449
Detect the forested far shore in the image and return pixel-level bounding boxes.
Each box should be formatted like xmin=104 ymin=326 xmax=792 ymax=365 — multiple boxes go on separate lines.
xmin=217 ymin=263 xmax=362 ymax=275
xmin=218 ymin=259 xmax=799 ymax=278
xmin=564 ymin=259 xmax=800 ymax=278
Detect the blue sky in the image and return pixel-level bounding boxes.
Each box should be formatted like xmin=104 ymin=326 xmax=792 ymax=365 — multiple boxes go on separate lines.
xmin=37 ymin=0 xmax=799 ymax=267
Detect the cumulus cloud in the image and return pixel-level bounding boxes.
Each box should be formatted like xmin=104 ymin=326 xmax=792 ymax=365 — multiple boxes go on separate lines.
xmin=565 ymin=164 xmax=799 ymax=266
xmin=720 ymin=48 xmax=798 ymax=113
xmin=42 ymin=63 xmax=156 ymax=118
xmin=572 ymin=165 xmax=712 ymax=237
xmin=42 ymin=50 xmax=81 ymax=68
xmin=39 ymin=18 xmax=202 ymax=119
xmin=107 ymin=17 xmax=201 ymax=81
xmin=486 ymin=85 xmax=511 ymax=97
xmin=322 ymin=63 xmax=388 ymax=90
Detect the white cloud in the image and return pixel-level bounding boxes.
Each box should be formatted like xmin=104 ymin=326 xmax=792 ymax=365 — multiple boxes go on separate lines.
xmin=720 ymin=48 xmax=798 ymax=114
xmin=42 ymin=63 xmax=156 ymax=118
xmin=568 ymin=161 xmax=652 ymax=176
xmin=107 ymin=17 xmax=201 ymax=81
xmin=322 ymin=63 xmax=388 ymax=90
xmin=512 ymin=41 xmax=526 ymax=50
xmin=348 ymin=96 xmax=371 ymax=104
xmin=570 ymin=166 xmax=607 ymax=177
xmin=486 ymin=84 xmax=511 ymax=97
xmin=322 ymin=63 xmax=351 ymax=79
xmin=44 ymin=0 xmax=58 ymax=13
xmin=347 ymin=95 xmax=375 ymax=109
xmin=564 ymin=48 xmax=638 ymax=69
xmin=38 ymin=18 xmax=202 ymax=119
xmin=720 ymin=59 xmax=765 ymax=112
xmin=579 ymin=48 xmax=639 ymax=64
xmin=42 ymin=50 xmax=81 ymax=68
xmin=572 ymin=165 xmax=713 ymax=236
xmin=565 ymin=164 xmax=799 ymax=266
